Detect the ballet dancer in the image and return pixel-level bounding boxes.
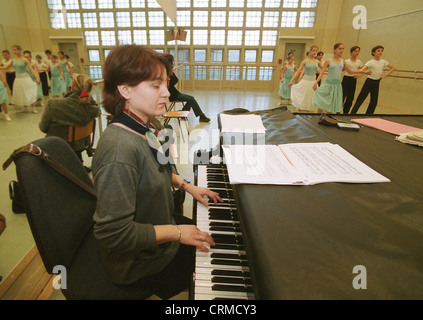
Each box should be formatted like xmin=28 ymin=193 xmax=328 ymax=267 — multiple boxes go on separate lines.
xmin=289 ymin=45 xmax=324 ymax=112
xmin=342 ymin=46 xmax=363 ymax=114
xmin=278 ymin=53 xmax=297 ymax=105
xmin=313 ymin=43 xmax=371 ymax=114
xmin=0 ymin=45 xmax=40 ymax=113
xmin=350 ymin=45 xmax=396 ymax=114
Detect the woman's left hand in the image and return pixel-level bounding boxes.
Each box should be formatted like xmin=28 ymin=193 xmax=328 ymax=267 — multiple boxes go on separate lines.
xmin=185 ymin=184 xmax=223 ymax=207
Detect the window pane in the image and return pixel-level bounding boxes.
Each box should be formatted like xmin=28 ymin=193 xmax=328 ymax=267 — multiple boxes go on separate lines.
xmin=81 ymin=0 xmax=96 ymax=9
xmin=193 ymin=30 xmax=208 ymax=45
xmin=181 ymin=65 xmax=191 ymax=79
xmin=261 ymin=50 xmax=274 ymax=62
xmin=47 ymin=0 xmax=62 ymax=10
xmin=116 ymin=12 xmax=130 ymax=27
xmin=212 ymin=0 xmax=227 ymax=7
xmin=299 ymin=11 xmax=315 ymax=27
xmin=283 ymin=0 xmax=298 ymax=8
xmin=227 ymin=30 xmax=242 ymax=45
xmin=244 ymin=66 xmax=257 ymax=80
xmin=85 ymin=31 xmax=99 ymax=46
xmin=193 ymin=11 xmax=208 ymax=27
xmin=88 ymin=66 xmax=102 ymax=79
xmin=83 ymin=12 xmax=97 ymax=28
xmin=195 ymin=49 xmax=207 ymax=62
xmin=211 ymin=11 xmax=226 ymax=27
xmin=50 ymin=12 xmax=65 ymax=29
xmin=246 ymin=11 xmax=261 ymax=28
xmin=194 ymin=0 xmax=209 ymax=7
xmin=281 ymin=11 xmax=297 ymax=27
xmin=229 ymin=0 xmax=244 ymax=7
xmin=146 ymin=0 xmax=160 ymax=8
xmin=195 ymin=66 xmax=207 ymax=80
xmin=132 ymin=12 xmax=146 ymax=27
xmin=246 ymin=0 xmax=262 ymax=8
xmin=101 ymin=31 xmax=116 ymax=46
xmin=131 ymin=0 xmax=146 ymax=8
xmin=64 ymin=0 xmax=79 ymax=10
xmin=263 ymin=11 xmax=279 ymax=28
xmin=98 ymin=0 xmax=114 ymax=9
xmin=118 ymin=30 xmax=132 ymax=44
xmin=99 ymin=12 xmax=114 ymax=28
xmin=66 ymin=13 xmax=81 ymax=28
xmin=178 ymin=49 xmax=189 ymax=62
xmin=210 ymin=30 xmax=225 ymax=45
xmin=148 ymin=11 xmax=164 ymax=27
xmin=88 ymin=50 xmax=100 ymax=62
xmin=245 ymin=50 xmax=257 ymax=62
xmin=115 ymin=0 xmax=130 ymax=8
xmin=149 ymin=30 xmax=165 ymax=45
xmin=176 ymin=0 xmax=190 ymax=7
xmin=301 ymin=0 xmax=317 ymax=8
xmin=210 ymin=66 xmax=223 ymax=80
xmin=228 ymin=11 xmax=244 ymax=27
xmin=262 ymin=30 xmax=277 ymax=46
xmin=264 ymin=0 xmax=280 ymax=7
xmin=104 ymin=49 xmax=111 ymax=59
xmin=245 ymin=30 xmax=260 ymax=46
xmin=211 ymin=49 xmax=223 ymax=62
xmin=228 ymin=50 xmax=240 ymax=62
xmin=177 ymin=11 xmax=191 ymax=27
xmin=226 ymin=66 xmax=240 ymax=80
xmin=133 ymin=30 xmax=147 ymax=44
xmin=259 ymin=67 xmax=272 ymax=80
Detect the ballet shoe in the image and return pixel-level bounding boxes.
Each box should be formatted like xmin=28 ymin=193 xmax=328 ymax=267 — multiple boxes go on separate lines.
xmin=319 ymin=113 xmax=339 ymax=127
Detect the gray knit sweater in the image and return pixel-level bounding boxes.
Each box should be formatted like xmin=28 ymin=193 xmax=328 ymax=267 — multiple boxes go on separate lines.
xmin=92 ymin=124 xmax=179 ymax=285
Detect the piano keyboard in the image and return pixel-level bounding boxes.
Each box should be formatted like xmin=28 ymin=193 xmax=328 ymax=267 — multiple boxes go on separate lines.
xmin=193 ymin=164 xmax=255 ymax=300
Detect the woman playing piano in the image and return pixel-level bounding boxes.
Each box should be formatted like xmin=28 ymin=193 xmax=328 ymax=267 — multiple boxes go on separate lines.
xmin=92 ymin=45 xmax=222 ymax=299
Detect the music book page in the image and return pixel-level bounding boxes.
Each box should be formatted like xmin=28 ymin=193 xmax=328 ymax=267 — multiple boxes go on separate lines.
xmin=222 ymin=143 xmax=390 ymax=185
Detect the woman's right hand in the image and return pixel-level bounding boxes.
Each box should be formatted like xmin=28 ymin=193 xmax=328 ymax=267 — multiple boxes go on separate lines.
xmin=178 ymin=224 xmax=215 ymax=253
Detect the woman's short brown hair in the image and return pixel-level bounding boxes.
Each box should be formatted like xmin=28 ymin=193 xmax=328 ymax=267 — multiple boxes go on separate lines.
xmin=102 ymin=45 xmax=174 ymax=116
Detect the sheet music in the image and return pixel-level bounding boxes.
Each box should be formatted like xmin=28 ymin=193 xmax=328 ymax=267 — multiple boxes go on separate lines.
xmin=222 ymin=143 xmax=390 ymax=185
xmin=220 ymin=114 xmax=267 ymax=133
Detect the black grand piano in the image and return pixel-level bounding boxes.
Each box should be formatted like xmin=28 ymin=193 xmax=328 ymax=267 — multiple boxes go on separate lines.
xmin=191 ymin=107 xmax=423 ymax=300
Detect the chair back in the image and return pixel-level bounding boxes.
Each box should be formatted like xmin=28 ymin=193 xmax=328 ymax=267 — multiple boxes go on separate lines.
xmin=68 ymin=119 xmax=95 ymax=144
xmin=14 ymin=137 xmax=96 ymax=273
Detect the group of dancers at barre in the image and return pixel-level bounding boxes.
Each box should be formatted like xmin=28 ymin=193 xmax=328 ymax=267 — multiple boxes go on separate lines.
xmin=278 ymin=43 xmax=397 ymax=115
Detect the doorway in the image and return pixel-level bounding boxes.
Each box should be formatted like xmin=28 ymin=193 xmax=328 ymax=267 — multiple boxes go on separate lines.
xmin=284 ymin=43 xmax=306 ymax=68
xmin=59 ymin=42 xmax=80 ymax=74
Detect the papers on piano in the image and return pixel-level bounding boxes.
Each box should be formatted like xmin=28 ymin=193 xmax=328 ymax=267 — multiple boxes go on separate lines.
xmin=220 ymin=114 xmax=266 ymax=134
xmin=396 ymin=130 xmax=423 ymax=147
xmin=222 ymin=143 xmax=391 ymax=185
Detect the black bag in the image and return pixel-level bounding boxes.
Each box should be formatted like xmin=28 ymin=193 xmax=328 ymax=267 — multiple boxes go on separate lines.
xmin=173 ymin=188 xmax=186 ymax=216
xmin=9 ymin=180 xmax=25 ymax=214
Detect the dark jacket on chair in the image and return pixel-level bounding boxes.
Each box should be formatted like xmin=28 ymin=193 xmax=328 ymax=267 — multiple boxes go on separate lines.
xmin=39 ymin=91 xmax=100 ymax=151
xmin=168 ymin=73 xmax=180 ymax=102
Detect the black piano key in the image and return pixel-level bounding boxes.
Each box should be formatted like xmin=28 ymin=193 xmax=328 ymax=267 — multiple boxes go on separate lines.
xmin=211 ymin=234 xmax=244 ymax=244
xmin=210 ymin=226 xmax=242 ymax=232
xmin=211 ymin=253 xmax=247 ymax=260
xmin=210 ymin=221 xmax=240 ymax=228
xmin=212 ymin=269 xmax=251 ymax=278
xmin=212 ymin=297 xmax=247 ymax=300
xmin=212 ymin=284 xmax=254 ymax=293
xmin=212 ymin=276 xmax=252 ymax=285
xmin=212 ymin=244 xmax=245 ymax=251
xmin=208 ymin=183 xmax=232 ymax=190
xmin=211 ymin=259 xmax=249 ymax=267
